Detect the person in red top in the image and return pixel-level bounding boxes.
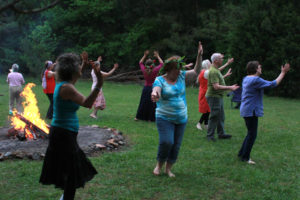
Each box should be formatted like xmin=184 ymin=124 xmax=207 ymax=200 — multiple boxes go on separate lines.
xmin=42 ymin=60 xmax=56 ymax=119
xmin=196 ymin=58 xmax=234 ymax=130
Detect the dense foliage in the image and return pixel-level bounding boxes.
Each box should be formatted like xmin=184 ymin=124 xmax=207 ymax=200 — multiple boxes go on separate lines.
xmin=0 ymin=0 xmax=299 ymax=97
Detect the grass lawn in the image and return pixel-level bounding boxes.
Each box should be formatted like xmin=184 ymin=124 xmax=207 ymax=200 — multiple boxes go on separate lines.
xmin=0 ymin=75 xmax=299 ymax=200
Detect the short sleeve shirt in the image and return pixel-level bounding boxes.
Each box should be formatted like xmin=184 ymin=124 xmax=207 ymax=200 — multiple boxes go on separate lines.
xmin=7 ymin=72 xmax=25 ymax=87
xmin=153 ymin=71 xmax=187 ymax=124
xmin=206 ymin=66 xmax=225 ymax=98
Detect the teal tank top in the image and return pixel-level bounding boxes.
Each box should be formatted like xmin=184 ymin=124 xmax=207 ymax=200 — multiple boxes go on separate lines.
xmin=51 ymin=81 xmax=80 ymax=132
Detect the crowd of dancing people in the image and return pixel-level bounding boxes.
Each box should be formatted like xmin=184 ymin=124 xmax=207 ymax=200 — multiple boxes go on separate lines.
xmin=5 ymin=41 xmax=290 ymax=200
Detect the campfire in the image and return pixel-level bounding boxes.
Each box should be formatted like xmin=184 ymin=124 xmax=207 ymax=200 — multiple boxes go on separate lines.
xmin=9 ymin=83 xmax=50 ymax=140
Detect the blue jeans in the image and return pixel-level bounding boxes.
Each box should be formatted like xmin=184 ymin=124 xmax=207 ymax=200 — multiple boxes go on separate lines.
xmin=156 ymin=118 xmax=186 ymax=164
xmin=238 ymin=116 xmax=258 ymax=161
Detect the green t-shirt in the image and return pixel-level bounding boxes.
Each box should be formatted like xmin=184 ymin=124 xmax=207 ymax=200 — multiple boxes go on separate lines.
xmin=206 ymin=65 xmax=226 ymax=98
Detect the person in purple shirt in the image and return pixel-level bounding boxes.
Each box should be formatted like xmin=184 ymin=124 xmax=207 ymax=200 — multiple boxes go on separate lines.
xmin=6 ymin=64 xmax=25 ymax=115
xmin=238 ymin=61 xmax=290 ymax=164
xmin=134 ymin=50 xmax=163 ymax=122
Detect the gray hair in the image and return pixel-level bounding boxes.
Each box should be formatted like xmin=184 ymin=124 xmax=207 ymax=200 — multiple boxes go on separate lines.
xmin=12 ymin=63 xmax=19 ymax=72
xmin=56 ymin=53 xmax=82 ymax=81
xmin=211 ymin=53 xmax=223 ymax=63
xmin=202 ymin=59 xmax=211 ymax=69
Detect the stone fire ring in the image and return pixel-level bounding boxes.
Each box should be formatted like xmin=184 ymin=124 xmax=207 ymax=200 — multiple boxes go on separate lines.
xmin=0 ymin=125 xmax=126 ymax=161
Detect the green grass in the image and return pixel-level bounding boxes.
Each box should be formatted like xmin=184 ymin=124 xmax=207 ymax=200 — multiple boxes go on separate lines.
xmin=0 ymin=75 xmax=299 ymax=200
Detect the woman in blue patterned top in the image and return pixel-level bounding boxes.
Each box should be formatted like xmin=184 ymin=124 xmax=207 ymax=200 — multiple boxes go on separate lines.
xmin=151 ymin=42 xmax=203 ymax=177
xmin=238 ymin=61 xmax=290 ymax=165
xmin=40 ymin=53 xmax=103 ymax=200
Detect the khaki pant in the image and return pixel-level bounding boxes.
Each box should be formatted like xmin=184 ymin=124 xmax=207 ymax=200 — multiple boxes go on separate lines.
xmin=9 ymin=86 xmax=23 ymax=112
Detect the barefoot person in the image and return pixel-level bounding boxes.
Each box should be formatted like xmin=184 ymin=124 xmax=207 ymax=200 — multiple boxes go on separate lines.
xmin=135 ymin=50 xmax=163 ymax=121
xmin=151 ymin=41 xmax=203 ymax=177
xmin=238 ymin=61 xmax=290 ymax=164
xmin=90 ymin=56 xmax=118 ymax=119
xmin=40 ymin=53 xmax=103 ymax=200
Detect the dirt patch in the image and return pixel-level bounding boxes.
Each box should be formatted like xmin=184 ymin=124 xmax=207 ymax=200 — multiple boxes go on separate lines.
xmin=0 ymin=126 xmax=126 ymax=161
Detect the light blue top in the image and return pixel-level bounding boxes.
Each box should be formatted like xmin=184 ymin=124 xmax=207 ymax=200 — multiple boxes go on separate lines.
xmin=240 ymin=76 xmax=277 ymax=117
xmin=51 ymin=81 xmax=80 ymax=132
xmin=153 ymin=71 xmax=187 ymax=124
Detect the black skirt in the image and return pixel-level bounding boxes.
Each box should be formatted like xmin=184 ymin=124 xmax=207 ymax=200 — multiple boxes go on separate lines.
xmin=40 ymin=126 xmax=97 ymax=189
xmin=135 ymin=86 xmax=156 ymax=121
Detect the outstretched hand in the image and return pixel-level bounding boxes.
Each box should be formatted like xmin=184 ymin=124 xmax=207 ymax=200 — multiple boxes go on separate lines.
xmin=151 ymin=91 xmax=160 ymax=102
xmin=226 ymin=58 xmax=234 ymax=65
xmin=184 ymin=63 xmax=194 ymax=69
xmin=97 ymin=56 xmax=102 ymax=62
xmin=198 ymin=41 xmax=203 ymax=55
xmin=230 ymin=84 xmax=239 ymax=91
xmin=153 ymin=51 xmax=159 ymax=58
xmin=113 ymin=63 xmax=119 ymax=69
xmin=224 ymin=68 xmax=232 ymax=78
xmin=144 ymin=50 xmax=150 ymax=56
xmin=282 ymin=63 xmax=290 ymax=73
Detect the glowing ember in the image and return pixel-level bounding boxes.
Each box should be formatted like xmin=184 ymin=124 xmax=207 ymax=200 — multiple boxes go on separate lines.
xmin=10 ymin=83 xmax=49 ymax=139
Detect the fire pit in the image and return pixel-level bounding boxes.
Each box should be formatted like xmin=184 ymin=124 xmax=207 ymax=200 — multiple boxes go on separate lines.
xmin=0 ymin=83 xmax=126 ymax=161
xmin=0 ymin=125 xmax=126 ymax=161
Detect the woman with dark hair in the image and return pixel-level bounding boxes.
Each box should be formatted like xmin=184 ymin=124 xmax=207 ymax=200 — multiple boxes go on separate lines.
xmin=7 ymin=63 xmax=25 ymax=115
xmin=40 ymin=53 xmax=103 ymax=200
xmin=151 ymin=42 xmax=203 ymax=177
xmin=238 ymin=61 xmax=290 ymax=164
xmin=42 ymin=60 xmax=56 ymax=119
xmin=135 ymin=50 xmax=163 ymax=121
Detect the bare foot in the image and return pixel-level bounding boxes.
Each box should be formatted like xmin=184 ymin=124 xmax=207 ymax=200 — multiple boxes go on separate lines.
xmin=134 ymin=118 xmax=138 ymax=121
xmin=153 ymin=166 xmax=161 ymax=176
xmin=90 ymin=114 xmax=97 ymax=119
xmin=165 ymin=170 xmax=175 ymax=178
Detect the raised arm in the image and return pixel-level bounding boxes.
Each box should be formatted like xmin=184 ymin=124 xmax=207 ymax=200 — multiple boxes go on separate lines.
xmin=139 ymin=50 xmax=149 ymax=63
xmin=185 ymin=41 xmax=203 ymax=78
xmin=154 ymin=51 xmax=163 ymax=64
xmin=60 ymin=63 xmax=103 ymax=108
xmin=101 ymin=63 xmax=119 ymax=78
xmin=219 ymin=58 xmax=234 ymax=71
xmin=275 ymin=63 xmax=290 ymax=85
xmin=223 ymin=68 xmax=232 ymax=79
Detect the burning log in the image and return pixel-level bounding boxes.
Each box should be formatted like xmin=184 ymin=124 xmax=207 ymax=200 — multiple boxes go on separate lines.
xmin=15 ymin=113 xmax=49 ymax=139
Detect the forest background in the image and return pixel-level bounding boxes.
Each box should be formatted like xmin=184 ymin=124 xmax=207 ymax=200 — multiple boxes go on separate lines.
xmin=0 ymin=0 xmax=299 ymax=97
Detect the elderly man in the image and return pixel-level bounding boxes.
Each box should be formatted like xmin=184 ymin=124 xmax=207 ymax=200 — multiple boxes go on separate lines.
xmin=206 ymin=53 xmax=239 ymax=141
xmin=7 ymin=64 xmax=25 ymax=114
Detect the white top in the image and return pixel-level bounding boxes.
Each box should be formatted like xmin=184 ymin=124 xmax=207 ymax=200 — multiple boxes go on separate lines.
xmin=91 ymin=69 xmax=102 ymax=92
xmin=204 ymin=70 xmax=209 ymax=79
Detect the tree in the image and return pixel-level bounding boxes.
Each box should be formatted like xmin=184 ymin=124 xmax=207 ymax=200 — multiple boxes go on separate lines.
xmin=0 ymin=0 xmax=61 ymax=14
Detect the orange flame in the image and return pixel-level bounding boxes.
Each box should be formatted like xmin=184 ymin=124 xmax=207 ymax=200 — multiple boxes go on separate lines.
xmin=10 ymin=83 xmax=50 ymax=138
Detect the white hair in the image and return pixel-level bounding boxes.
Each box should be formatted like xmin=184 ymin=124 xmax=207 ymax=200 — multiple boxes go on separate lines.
xmin=202 ymin=59 xmax=211 ymax=69
xmin=12 ymin=63 xmax=19 ymax=72
xmin=211 ymin=53 xmax=222 ymax=63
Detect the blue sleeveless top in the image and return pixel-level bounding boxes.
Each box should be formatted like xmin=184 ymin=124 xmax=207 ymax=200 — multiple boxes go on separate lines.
xmin=51 ymin=81 xmax=80 ymax=132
